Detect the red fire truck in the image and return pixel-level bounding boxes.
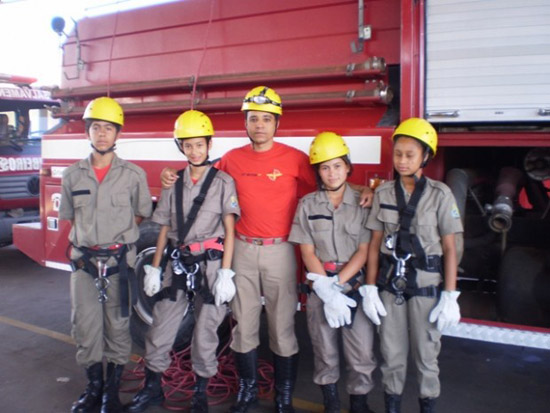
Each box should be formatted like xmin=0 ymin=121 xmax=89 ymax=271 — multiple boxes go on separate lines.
xmin=0 ymin=74 xmax=58 ymax=247
xmin=13 ymin=0 xmax=550 ymax=349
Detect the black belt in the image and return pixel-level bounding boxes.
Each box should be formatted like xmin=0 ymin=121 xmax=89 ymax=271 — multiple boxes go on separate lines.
xmin=378 ymin=253 xmax=441 ymax=302
xmin=70 ymin=244 xmax=136 ymax=317
xmin=154 ymin=244 xmax=220 ymax=305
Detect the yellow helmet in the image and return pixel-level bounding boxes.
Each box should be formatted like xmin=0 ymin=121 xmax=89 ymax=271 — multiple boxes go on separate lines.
xmin=241 ymin=86 xmax=282 ymax=116
xmin=309 ymin=131 xmax=350 ymax=165
xmin=83 ymin=97 xmax=124 ymax=126
xmin=392 ymin=117 xmax=437 ymax=156
xmin=174 ymin=110 xmax=214 ymax=139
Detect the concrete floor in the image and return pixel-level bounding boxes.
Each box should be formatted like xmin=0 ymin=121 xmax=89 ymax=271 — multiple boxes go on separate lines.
xmin=1 ymin=244 xmax=550 ymax=413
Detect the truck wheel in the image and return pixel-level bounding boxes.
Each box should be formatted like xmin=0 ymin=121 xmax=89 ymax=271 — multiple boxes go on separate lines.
xmin=497 ymin=246 xmax=549 ymax=327
xmin=131 ymin=221 xmax=195 ymax=351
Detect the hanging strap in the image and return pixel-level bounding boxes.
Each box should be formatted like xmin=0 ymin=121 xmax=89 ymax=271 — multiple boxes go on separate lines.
xmin=393 ymin=176 xmax=428 ymax=297
xmin=394 ymin=175 xmax=427 ymax=261
xmin=175 ymin=166 xmax=219 ymax=245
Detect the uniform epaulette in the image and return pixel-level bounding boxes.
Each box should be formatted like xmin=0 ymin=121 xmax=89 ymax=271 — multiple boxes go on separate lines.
xmin=375 ymin=180 xmax=395 ymax=193
xmin=62 ymin=161 xmax=84 ymax=178
xmin=300 ymin=191 xmax=317 ymax=202
xmin=426 ymin=178 xmax=452 ymax=195
xmin=215 ymin=168 xmax=234 ymax=184
xmin=120 ymin=159 xmax=147 ymax=177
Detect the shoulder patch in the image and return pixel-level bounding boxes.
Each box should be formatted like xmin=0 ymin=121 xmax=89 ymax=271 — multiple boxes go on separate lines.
xmin=451 ymin=203 xmax=461 ymax=219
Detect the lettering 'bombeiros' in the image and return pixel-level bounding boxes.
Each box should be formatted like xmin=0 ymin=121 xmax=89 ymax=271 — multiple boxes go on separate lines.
xmin=0 ymin=157 xmax=42 ymax=172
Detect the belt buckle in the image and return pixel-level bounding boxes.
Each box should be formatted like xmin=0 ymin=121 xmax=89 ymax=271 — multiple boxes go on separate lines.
xmin=252 ymin=238 xmax=263 ymax=246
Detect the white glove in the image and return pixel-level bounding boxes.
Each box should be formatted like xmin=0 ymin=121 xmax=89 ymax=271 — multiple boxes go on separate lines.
xmin=358 ymin=285 xmax=387 ymax=325
xmin=143 ymin=265 xmax=162 ymax=297
xmin=429 ymin=290 xmax=461 ymax=332
xmin=323 ymin=291 xmax=357 ymax=328
xmin=212 ymin=268 xmax=236 ymax=306
xmin=306 ymin=273 xmax=342 ymax=303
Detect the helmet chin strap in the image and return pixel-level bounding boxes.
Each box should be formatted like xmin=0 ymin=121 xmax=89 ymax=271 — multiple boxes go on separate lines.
xmin=188 ymin=157 xmax=210 ymax=167
xmin=91 ymin=143 xmax=116 ymax=156
xmin=322 ymin=182 xmax=346 ymax=192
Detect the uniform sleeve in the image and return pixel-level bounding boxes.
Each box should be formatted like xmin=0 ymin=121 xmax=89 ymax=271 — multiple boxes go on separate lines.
xmin=132 ymin=168 xmax=153 ymax=218
xmin=359 ymin=207 xmax=372 ymax=244
xmin=365 ymin=190 xmax=384 ymax=231
xmin=217 ymin=153 xmax=228 ymax=173
xmin=151 ymin=187 xmax=173 ymax=226
xmin=58 ymin=171 xmax=74 ymax=221
xmin=297 ymin=153 xmax=317 ymax=198
xmin=288 ymin=198 xmax=314 ymax=245
xmin=221 ymin=177 xmax=241 ymax=219
xmin=437 ymin=188 xmax=464 ymax=236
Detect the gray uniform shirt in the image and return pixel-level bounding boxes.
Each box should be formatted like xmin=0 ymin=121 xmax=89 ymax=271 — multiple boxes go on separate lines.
xmin=366 ymin=177 xmax=463 ymax=256
xmin=152 ymin=166 xmax=240 ymax=244
xmin=59 ymin=154 xmax=152 ymax=247
xmin=289 ymin=184 xmax=371 ymax=263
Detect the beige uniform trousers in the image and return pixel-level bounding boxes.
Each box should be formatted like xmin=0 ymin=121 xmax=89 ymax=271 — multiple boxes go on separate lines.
xmin=379 ymin=270 xmax=442 ymax=399
xmin=306 ymin=291 xmax=376 ymax=395
xmin=70 ymin=246 xmax=136 ymax=367
xmin=230 ymin=239 xmax=298 ymax=356
xmin=145 ymin=258 xmax=227 ymax=377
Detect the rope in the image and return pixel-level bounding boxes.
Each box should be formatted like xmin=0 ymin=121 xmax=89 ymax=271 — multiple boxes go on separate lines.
xmin=121 ymin=318 xmax=274 ymax=410
xmin=106 ymin=1 xmax=122 ymax=97
xmin=189 ymin=0 xmax=216 ymax=109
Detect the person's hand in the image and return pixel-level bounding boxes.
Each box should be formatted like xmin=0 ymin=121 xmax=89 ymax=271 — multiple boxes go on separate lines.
xmin=359 ymin=186 xmax=374 ymax=207
xmin=323 ymin=292 xmax=357 ymax=328
xmin=306 ymin=273 xmax=341 ymax=302
xmin=429 ymin=290 xmax=461 ymax=331
xmin=358 ymin=284 xmax=387 ymax=325
xmin=143 ymin=265 xmax=162 ymax=297
xmin=212 ymin=268 xmax=236 ymax=306
xmin=160 ymin=167 xmax=178 ymax=189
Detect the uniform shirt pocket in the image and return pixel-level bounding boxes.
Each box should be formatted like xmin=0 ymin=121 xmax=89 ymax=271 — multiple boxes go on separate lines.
xmin=112 ymin=192 xmax=131 ymax=207
xmin=310 ymin=216 xmax=333 ymax=234
xmin=71 ymin=190 xmax=93 ymax=230
xmin=110 ymin=192 xmax=133 ymax=227
xmin=196 ymin=201 xmax=223 ymax=239
xmin=344 ymin=220 xmax=361 ymax=243
xmin=415 ymin=211 xmax=439 ymax=247
xmin=377 ymin=208 xmax=399 ymax=233
xmin=72 ymin=190 xmax=92 ymax=208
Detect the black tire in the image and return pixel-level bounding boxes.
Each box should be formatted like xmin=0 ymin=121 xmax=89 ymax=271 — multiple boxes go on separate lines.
xmin=497 ymin=246 xmax=550 ymax=327
xmin=130 ymin=220 xmax=195 ymax=351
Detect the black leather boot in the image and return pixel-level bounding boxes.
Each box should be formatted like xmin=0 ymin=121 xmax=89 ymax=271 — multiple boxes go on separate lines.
xmin=419 ymin=397 xmax=436 ymax=413
xmin=190 ymin=376 xmax=209 ymax=413
xmin=229 ymin=349 xmax=259 ymax=413
xmin=384 ymin=392 xmax=402 ymax=413
xmin=72 ymin=362 xmax=103 ymax=413
xmin=320 ymin=384 xmax=340 ymax=413
xmin=273 ymin=353 xmax=298 ymax=413
xmin=124 ymin=367 xmax=164 ymax=413
xmin=349 ymin=394 xmax=374 ymax=413
xmin=101 ymin=362 xmax=124 ymax=413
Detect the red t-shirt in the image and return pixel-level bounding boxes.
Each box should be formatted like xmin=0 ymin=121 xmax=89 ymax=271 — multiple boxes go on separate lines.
xmin=93 ymin=164 xmax=111 ymax=183
xmin=218 ymin=142 xmax=316 ymax=238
